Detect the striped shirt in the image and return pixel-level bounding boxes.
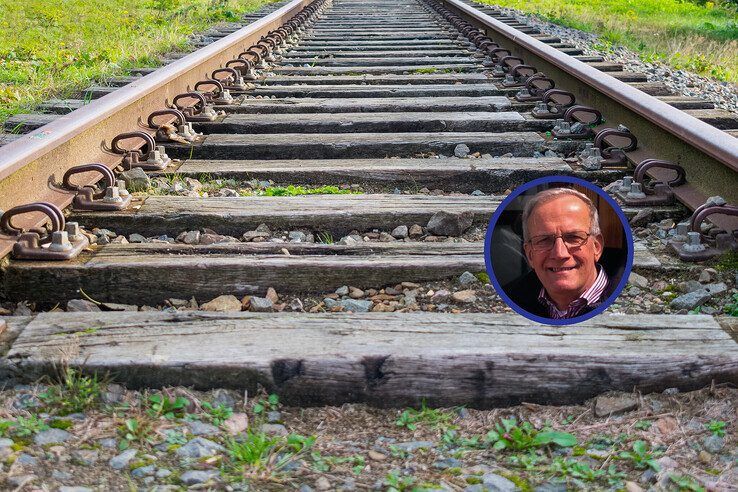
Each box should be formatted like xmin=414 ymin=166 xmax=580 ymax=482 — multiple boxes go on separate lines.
xmin=538 ymin=265 xmax=609 ymax=319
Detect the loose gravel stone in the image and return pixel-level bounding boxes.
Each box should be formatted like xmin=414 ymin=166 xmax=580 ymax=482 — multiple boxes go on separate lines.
xmin=458 ymin=271 xmax=479 ymax=286
xmin=109 ymin=448 xmax=138 ymax=470
xmin=211 ymin=388 xmax=236 ymax=408
xmin=426 ymin=211 xmax=473 ymax=236
xmin=176 ymin=437 xmax=224 ymax=459
xmin=59 ymin=487 xmax=93 ymax=492
xmin=34 ymin=428 xmax=72 ymax=445
xmin=261 ymin=423 xmax=289 ymax=436
xmin=120 ymin=167 xmax=151 ymax=192
xmin=188 ymin=420 xmax=220 ymax=436
xmin=180 ymin=469 xmax=219 ymax=485
xmin=452 ymin=289 xmax=477 ymax=303
xmin=482 ymin=473 xmax=518 ymax=491
xmin=66 ymin=299 xmax=101 ymax=312
xmin=52 ymin=470 xmax=73 ymax=481
xmin=628 ymin=272 xmax=649 ymax=289
xmin=703 ymin=435 xmax=725 ymax=454
xmin=391 ymin=225 xmax=409 ymax=239
xmin=16 ymin=453 xmax=38 ymax=466
xmin=201 ymin=295 xmax=242 ymax=312
xmin=129 ymin=233 xmax=146 ymax=243
xmin=594 ymin=395 xmax=638 ymax=417
xmin=454 ymin=143 xmax=470 ymax=158
xmin=131 ymin=464 xmax=156 ymax=478
xmin=249 ymin=296 xmax=274 ymax=312
xmin=670 ymin=290 xmax=712 ymax=310
xmin=394 ymin=440 xmax=434 ymax=452
xmin=71 ymin=449 xmax=99 ymax=466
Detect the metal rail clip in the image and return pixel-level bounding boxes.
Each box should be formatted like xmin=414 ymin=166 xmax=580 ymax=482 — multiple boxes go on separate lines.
xmin=668 ymin=196 xmax=738 ymax=261
xmin=111 ymin=131 xmax=171 ymax=171
xmin=148 ymin=108 xmax=203 ymax=144
xmin=171 ymin=92 xmax=223 ymax=122
xmin=194 ymin=79 xmax=234 ymax=106
xmin=514 ymin=74 xmax=555 ymax=102
xmin=501 ymin=64 xmax=538 ymax=88
xmin=212 ymin=67 xmax=248 ymax=92
xmin=531 ymin=89 xmax=576 ymax=120
xmin=60 ymin=163 xmax=132 ymax=211
xmin=0 ymin=202 xmax=88 ymax=260
xmin=612 ymin=159 xmax=686 ymax=206
xmin=579 ymin=125 xmax=637 ymax=170
xmin=551 ymin=105 xmax=602 ymax=140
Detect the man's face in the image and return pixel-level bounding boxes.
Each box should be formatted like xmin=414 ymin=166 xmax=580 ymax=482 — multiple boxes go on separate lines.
xmin=523 ymin=194 xmax=604 ymax=307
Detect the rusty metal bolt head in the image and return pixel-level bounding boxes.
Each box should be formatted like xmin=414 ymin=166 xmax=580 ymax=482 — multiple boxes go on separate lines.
xmin=65 ymin=222 xmax=83 ymax=242
xmin=117 ymin=179 xmax=130 ymax=198
xmin=682 ymin=231 xmax=706 ymax=253
xmin=626 ymin=182 xmax=646 ymax=199
xmin=102 ymin=186 xmax=123 ymax=204
xmin=48 ymin=231 xmax=73 ymax=252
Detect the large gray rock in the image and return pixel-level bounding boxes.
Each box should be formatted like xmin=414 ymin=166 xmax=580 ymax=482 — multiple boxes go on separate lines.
xmin=175 ymin=437 xmax=224 ymax=459
xmin=454 ymin=143 xmax=470 ymax=158
xmin=120 ymin=167 xmax=151 ymax=192
xmin=628 ymin=272 xmax=649 ymax=289
xmin=34 ymin=428 xmax=72 ymax=445
xmin=393 ymin=441 xmax=434 ymax=452
xmin=426 ymin=211 xmax=473 ymax=236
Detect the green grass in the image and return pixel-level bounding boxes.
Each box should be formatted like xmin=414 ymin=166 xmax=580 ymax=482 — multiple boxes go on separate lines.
xmin=0 ymin=0 xmax=278 ymax=124
xmin=479 ymin=0 xmax=738 ymax=82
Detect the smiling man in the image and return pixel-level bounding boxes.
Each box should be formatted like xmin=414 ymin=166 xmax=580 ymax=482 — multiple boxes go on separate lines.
xmin=505 ymin=187 xmax=615 ymax=320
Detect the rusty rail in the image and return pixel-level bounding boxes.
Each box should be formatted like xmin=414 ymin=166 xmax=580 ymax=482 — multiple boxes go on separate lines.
xmin=0 ymin=0 xmax=313 ymax=259
xmin=439 ymin=0 xmax=738 ymax=225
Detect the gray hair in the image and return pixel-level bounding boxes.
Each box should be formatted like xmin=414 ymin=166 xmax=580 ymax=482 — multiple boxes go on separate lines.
xmin=521 ymin=187 xmax=601 ymax=242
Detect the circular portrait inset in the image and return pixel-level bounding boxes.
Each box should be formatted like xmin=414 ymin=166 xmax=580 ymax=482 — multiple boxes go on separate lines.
xmin=484 ymin=176 xmax=633 ymax=325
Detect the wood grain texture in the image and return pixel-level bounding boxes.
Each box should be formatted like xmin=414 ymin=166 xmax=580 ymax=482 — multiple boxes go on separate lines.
xmin=233 ymin=96 xmax=510 ymax=113
xmin=199 ymin=112 xmax=554 ymax=134
xmin=70 ymin=193 xmax=500 ymax=236
xmin=250 ymin=85 xmax=505 ymax=98
xmin=258 ymin=73 xmax=491 ymax=85
xmin=2 ymin=240 xmax=659 ymax=304
xmin=165 ymin=132 xmax=547 ymax=160
xmin=5 ymin=312 xmax=737 ymax=407
xmin=271 ymin=64 xmax=479 ymax=75
xmin=175 ymin=156 xmax=574 ymax=190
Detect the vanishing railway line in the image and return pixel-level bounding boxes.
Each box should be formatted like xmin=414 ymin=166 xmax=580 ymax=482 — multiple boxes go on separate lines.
xmin=0 ymin=0 xmax=737 ymax=407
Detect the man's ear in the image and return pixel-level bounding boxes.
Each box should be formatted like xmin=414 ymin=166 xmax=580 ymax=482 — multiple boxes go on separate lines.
xmin=593 ymin=234 xmax=604 ymax=261
xmin=523 ymin=242 xmax=534 ymax=266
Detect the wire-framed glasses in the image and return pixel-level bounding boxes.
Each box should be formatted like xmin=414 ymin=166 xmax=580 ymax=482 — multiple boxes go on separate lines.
xmin=527 ymin=231 xmax=592 ymax=251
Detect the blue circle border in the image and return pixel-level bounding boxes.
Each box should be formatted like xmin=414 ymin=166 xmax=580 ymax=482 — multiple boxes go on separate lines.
xmin=484 ymin=176 xmax=634 ymax=326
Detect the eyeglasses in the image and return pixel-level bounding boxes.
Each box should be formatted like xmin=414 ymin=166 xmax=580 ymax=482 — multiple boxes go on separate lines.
xmin=527 ymin=231 xmax=592 ymax=251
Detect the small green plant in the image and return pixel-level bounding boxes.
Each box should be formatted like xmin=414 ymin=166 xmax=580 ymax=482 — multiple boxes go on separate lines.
xmin=49 ymin=418 xmax=73 ymax=430
xmin=258 ymin=184 xmax=354 ymax=197
xmin=39 ymin=367 xmax=103 ymax=415
xmin=440 ymin=428 xmax=482 ymax=450
xmin=201 ymin=401 xmax=233 ymax=426
xmin=474 ymin=272 xmax=490 ymax=284
xmin=619 ymin=440 xmax=660 ymax=471
xmin=225 ymin=430 xmax=314 ymax=472
xmin=12 ymin=415 xmax=49 ymax=437
xmin=384 ymin=471 xmax=418 ymax=492
xmin=252 ymin=393 xmax=279 ymax=416
xmin=0 ymin=419 xmax=14 ymax=437
xmin=706 ymin=420 xmax=726 ymax=437
xmin=118 ymin=418 xmax=156 ymax=450
xmin=147 ymin=393 xmax=189 ymax=419
xmin=388 ymin=444 xmax=412 ymax=459
xmin=411 ymin=67 xmax=438 ymax=74
xmin=508 ymin=450 xmax=544 ymax=470
xmin=395 ymin=402 xmax=454 ymax=431
xmin=669 ymin=473 xmax=706 ymax=492
xmin=163 ymin=428 xmax=188 ymax=446
xmin=316 ymin=231 xmax=334 ymax=244
xmin=485 ymin=418 xmax=577 ymax=451
xmin=635 ymin=420 xmax=653 ymax=431
xmin=723 ymin=293 xmax=738 ymax=317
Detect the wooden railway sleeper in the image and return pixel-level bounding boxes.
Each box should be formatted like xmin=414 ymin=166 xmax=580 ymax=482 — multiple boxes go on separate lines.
xmin=111 ymin=131 xmax=171 ymax=171
xmin=147 ymin=109 xmax=203 ymax=144
xmin=0 ymin=202 xmax=88 ymax=260
xmin=58 ymin=163 xmax=132 ymax=211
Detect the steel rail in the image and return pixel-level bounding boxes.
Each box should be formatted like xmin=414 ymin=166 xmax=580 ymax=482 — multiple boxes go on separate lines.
xmin=439 ymin=0 xmax=738 ymax=210
xmin=0 ymin=0 xmax=313 ymax=259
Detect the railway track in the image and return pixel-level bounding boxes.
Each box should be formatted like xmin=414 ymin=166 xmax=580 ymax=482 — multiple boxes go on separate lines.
xmin=0 ymin=0 xmax=737 ymax=407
